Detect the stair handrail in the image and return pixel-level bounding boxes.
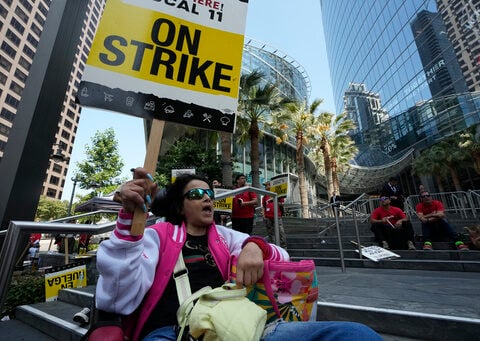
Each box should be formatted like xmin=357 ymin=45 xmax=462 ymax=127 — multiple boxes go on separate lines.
xmin=332 ymin=193 xmax=368 ymax=272
xmin=0 ymin=210 xmax=129 ymax=317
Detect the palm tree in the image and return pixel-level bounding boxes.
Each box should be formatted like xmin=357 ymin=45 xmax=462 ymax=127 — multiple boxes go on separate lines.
xmin=412 ymin=148 xmax=447 ymax=192
xmin=307 ymin=112 xmax=356 ymax=199
xmin=220 ymin=131 xmax=233 ymax=187
xmin=458 ymin=124 xmax=480 ymax=174
xmin=432 ymin=138 xmax=468 ymax=191
xmin=270 ymin=100 xmax=322 ymax=218
xmin=237 ymin=70 xmax=287 ymax=188
xmin=330 ymin=137 xmax=358 ymax=194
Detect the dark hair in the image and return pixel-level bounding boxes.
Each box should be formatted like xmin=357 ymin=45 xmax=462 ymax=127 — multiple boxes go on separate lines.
xmin=150 ymin=174 xmax=212 ymax=225
xmin=235 ymin=174 xmax=246 ymax=181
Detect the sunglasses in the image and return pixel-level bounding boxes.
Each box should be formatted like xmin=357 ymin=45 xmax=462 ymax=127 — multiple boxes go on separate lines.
xmin=420 ymin=194 xmax=431 ymax=198
xmin=183 ymin=188 xmax=215 ymax=200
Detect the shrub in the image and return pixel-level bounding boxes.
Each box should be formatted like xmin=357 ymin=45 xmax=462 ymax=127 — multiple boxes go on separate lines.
xmin=3 ymin=271 xmax=45 ymax=318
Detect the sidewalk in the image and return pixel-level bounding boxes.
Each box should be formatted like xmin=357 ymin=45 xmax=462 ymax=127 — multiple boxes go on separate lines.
xmin=316 ymin=265 xmax=480 ymax=319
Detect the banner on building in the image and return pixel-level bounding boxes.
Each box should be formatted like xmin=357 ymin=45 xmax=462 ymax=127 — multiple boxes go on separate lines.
xmin=77 ymin=0 xmax=249 ymax=133
xmin=44 ymin=263 xmax=87 ymax=302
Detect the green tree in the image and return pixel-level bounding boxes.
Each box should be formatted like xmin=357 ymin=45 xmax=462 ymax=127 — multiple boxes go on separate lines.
xmin=156 ymin=137 xmax=222 ymax=182
xmin=237 ymin=70 xmax=288 ymax=188
xmin=270 ymin=100 xmax=321 ymax=218
xmin=76 ymin=128 xmax=125 ymax=198
xmin=35 ymin=195 xmax=68 ymax=221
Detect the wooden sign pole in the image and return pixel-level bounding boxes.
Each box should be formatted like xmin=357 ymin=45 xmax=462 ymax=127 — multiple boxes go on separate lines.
xmin=130 ymin=119 xmax=165 ymax=236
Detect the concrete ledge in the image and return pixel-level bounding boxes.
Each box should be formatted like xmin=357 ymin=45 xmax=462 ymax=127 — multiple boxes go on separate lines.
xmin=317 ymin=302 xmax=480 ymax=340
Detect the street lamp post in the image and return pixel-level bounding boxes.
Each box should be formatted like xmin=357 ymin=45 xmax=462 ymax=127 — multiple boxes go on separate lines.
xmin=67 ymin=177 xmax=79 ymax=216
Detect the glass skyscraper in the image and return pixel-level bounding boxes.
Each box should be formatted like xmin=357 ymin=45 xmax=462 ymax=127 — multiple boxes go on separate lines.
xmin=321 ymin=0 xmax=480 ymax=193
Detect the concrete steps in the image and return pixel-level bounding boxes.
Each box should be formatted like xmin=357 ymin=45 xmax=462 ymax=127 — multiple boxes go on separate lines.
xmin=1 ymin=216 xmax=478 ymax=340
xmin=0 ymin=286 xmax=94 ymax=341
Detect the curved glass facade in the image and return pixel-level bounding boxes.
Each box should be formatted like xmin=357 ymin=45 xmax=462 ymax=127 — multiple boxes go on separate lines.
xmin=241 ymin=38 xmax=311 ymax=102
xmin=233 ymin=39 xmax=318 ymax=203
xmin=321 ymin=0 xmax=480 ymax=193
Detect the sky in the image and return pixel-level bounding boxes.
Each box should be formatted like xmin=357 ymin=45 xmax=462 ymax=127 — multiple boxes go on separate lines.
xmin=61 ymin=0 xmax=335 ymax=202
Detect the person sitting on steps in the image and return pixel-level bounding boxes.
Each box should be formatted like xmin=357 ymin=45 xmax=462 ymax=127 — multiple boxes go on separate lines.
xmin=415 ymin=191 xmax=469 ymax=251
xmin=370 ymin=196 xmax=416 ymax=250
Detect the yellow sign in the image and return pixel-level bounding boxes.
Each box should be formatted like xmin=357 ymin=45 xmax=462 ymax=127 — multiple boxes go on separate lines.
xmin=78 ymin=0 xmax=249 ymax=133
xmin=271 ymin=175 xmax=288 ymax=198
xmin=44 ymin=264 xmax=86 ymax=302
xmin=214 ymin=197 xmax=233 ymax=213
xmin=213 ymin=188 xmax=233 ymax=213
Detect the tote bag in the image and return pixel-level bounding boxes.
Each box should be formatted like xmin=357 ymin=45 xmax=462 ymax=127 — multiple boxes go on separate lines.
xmin=230 ymin=258 xmax=319 ymax=324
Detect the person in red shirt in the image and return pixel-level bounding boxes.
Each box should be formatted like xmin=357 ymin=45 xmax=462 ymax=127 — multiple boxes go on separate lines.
xmin=262 ymin=181 xmax=287 ymax=248
xmin=231 ymin=174 xmax=258 ymax=234
xmin=370 ymin=196 xmax=416 ymax=250
xmin=416 ymin=191 xmax=469 ymax=250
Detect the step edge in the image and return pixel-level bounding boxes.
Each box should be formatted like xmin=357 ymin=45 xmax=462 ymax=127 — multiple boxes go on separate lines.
xmin=317 ymin=301 xmax=480 ymax=324
xmin=17 ymin=304 xmax=88 ymax=336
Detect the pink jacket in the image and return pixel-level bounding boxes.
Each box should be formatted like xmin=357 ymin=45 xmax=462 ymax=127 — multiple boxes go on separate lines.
xmin=95 ymin=210 xmax=289 ymax=340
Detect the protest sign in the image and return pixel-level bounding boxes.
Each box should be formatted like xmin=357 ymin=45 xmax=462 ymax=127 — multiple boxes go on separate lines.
xmin=213 ymin=188 xmax=233 ymax=213
xmin=77 ymin=0 xmax=248 ymax=133
xmin=44 ymin=263 xmax=86 ymax=301
xmin=351 ymin=241 xmax=400 ymax=262
xmin=77 ymin=0 xmax=249 ymax=235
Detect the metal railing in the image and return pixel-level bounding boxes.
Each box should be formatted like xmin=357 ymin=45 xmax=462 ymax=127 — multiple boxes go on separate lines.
xmin=0 ymin=210 xmax=123 ymax=316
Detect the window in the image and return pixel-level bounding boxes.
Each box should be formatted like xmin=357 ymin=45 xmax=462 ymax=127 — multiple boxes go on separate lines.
xmin=52 ymin=164 xmax=62 ymax=173
xmin=0 ymin=72 xmax=7 ymax=85
xmin=31 ymin=22 xmax=41 ymax=36
xmin=49 ymin=175 xmax=60 ymax=185
xmin=5 ymin=94 xmax=20 ymax=108
xmin=22 ymin=44 xmax=35 ymax=59
xmin=34 ymin=13 xmax=45 ymax=26
xmin=46 ymin=188 xmax=57 ymax=198
xmin=63 ymin=119 xmax=73 ymax=129
xmin=0 ymin=122 xmax=11 ymax=135
xmin=18 ymin=56 xmax=31 ymax=70
xmin=9 ymin=80 xmax=23 ymax=96
xmin=26 ymin=33 xmax=39 ymax=48
xmin=1 ymin=41 xmax=16 ymax=58
xmin=14 ymin=68 xmax=27 ymax=83
xmin=14 ymin=6 xmax=28 ymax=23
xmin=6 ymin=29 xmax=21 ymax=46
xmin=10 ymin=17 xmax=25 ymax=35
xmin=0 ymin=108 xmax=15 ymax=122
xmin=19 ymin=0 xmax=32 ymax=12
xmin=0 ymin=55 xmax=12 ymax=71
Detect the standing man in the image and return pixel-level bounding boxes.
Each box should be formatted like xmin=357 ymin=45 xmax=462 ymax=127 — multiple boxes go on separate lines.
xmin=262 ymin=181 xmax=287 ymax=249
xmin=381 ymin=176 xmax=404 ymax=211
xmin=416 ymin=191 xmax=469 ymax=250
xmin=231 ymin=174 xmax=258 ymax=234
xmin=370 ymin=196 xmax=416 ymax=250
xmin=329 ymin=192 xmax=341 ymax=217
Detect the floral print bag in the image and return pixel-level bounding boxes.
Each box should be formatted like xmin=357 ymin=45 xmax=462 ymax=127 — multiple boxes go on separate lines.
xmin=230 ymin=258 xmax=319 ymax=324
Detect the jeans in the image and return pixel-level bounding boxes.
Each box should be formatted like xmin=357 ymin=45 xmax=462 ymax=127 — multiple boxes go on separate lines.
xmin=421 ymin=219 xmax=458 ymax=242
xmin=371 ymin=221 xmax=415 ymax=249
xmin=262 ymin=320 xmax=382 ymax=341
xmin=142 ymin=321 xmax=382 ymax=341
xmin=264 ymin=217 xmax=287 ymax=249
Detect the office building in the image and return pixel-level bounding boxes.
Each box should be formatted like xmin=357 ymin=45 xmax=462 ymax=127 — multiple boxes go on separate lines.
xmin=321 ymin=0 xmax=480 ymax=193
xmin=0 ymin=0 xmax=106 ymax=200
